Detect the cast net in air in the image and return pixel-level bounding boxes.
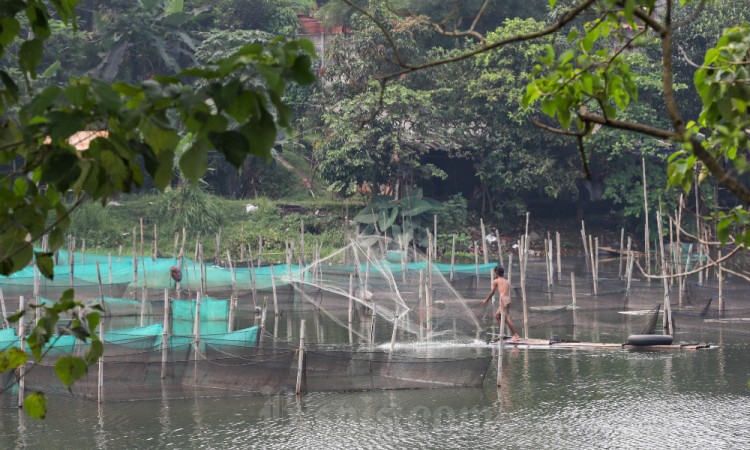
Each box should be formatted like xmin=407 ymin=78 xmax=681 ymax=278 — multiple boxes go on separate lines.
xmin=287 ymin=236 xmax=485 ymax=346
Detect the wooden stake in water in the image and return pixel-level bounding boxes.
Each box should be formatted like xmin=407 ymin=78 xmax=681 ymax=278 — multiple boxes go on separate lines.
xmin=296 ymin=319 xmax=306 ymax=395
xmin=70 ymin=236 xmax=75 ymax=289
xmin=132 ymin=226 xmax=138 ymax=287
xmin=520 ymin=237 xmax=529 ymax=339
xmin=300 ymin=220 xmax=305 ymax=266
xmin=497 ymin=307 xmax=505 ymax=387
xmin=161 ymin=289 xmax=170 ymax=380
xmin=247 ymin=244 xmax=257 ymax=309
xmin=173 ymin=232 xmax=179 ymax=258
xmin=214 ymin=230 xmax=221 ymax=264
xmin=97 ymin=320 xmax=104 ymax=404
xmin=81 ymin=238 xmax=86 ymax=265
xmin=390 ymin=306 xmax=400 ymax=352
xmin=594 ymin=237 xmax=600 ymax=295
xmin=571 ymin=272 xmax=577 ymax=331
xmin=418 ymin=269 xmax=424 ymax=340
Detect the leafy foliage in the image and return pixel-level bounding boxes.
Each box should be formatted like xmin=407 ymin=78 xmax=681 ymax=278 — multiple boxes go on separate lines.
xmin=352 ymin=189 xmax=440 ymax=247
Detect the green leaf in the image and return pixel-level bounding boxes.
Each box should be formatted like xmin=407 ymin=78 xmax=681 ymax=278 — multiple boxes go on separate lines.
xmin=84 ymin=339 xmax=103 ymax=365
xmin=34 ymin=252 xmax=54 ymax=280
xmin=23 ymin=392 xmax=47 ymax=419
xmin=208 ymin=130 xmax=249 ymax=168
xmin=0 ymin=70 xmax=19 ymax=103
xmin=179 ymin=138 xmax=209 ymax=181
xmin=0 ymin=347 xmax=28 ymax=371
xmin=54 ymin=356 xmax=88 ymax=387
xmin=19 ymin=38 xmax=44 ymax=78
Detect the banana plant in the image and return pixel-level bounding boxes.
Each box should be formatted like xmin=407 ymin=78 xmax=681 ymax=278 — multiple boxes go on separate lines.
xmin=352 ymin=188 xmax=440 ymax=248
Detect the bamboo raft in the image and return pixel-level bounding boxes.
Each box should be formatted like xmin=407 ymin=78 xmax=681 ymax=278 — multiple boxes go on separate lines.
xmin=492 ymin=337 xmax=714 ymax=351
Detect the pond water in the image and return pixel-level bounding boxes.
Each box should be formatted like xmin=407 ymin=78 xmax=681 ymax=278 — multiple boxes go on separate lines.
xmin=1 ymin=257 xmax=749 ymax=449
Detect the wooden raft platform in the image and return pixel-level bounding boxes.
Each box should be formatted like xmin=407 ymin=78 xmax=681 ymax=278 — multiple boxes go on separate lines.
xmin=494 ymin=337 xmax=713 ymax=350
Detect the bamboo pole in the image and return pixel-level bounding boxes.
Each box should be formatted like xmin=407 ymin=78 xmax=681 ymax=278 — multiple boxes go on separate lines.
xmin=507 ymin=254 xmax=513 ymax=285
xmin=95 ymin=262 xmax=106 ymax=312
xmin=173 ymin=232 xmax=179 ymax=258
xmin=97 ymin=320 xmax=104 ymax=404
xmin=296 ymin=320 xmax=306 ymax=395
xmin=193 ymin=292 xmax=202 ymax=360
xmin=425 ymin=275 xmax=432 ymax=339
xmin=139 ymin=218 xmax=144 ymax=261
xmin=520 ymin=237 xmax=529 ymax=339
xmin=556 ymin=231 xmax=561 ymax=281
xmin=198 ymin=242 xmax=206 ymax=294
xmin=227 ymin=250 xmax=236 ymax=298
xmin=497 ymin=307 xmax=505 ymax=387
xmin=17 ymin=295 xmax=25 ymax=407
xmin=390 ymin=306 xmax=400 ymax=352
xmin=140 ymin=287 xmax=147 ymax=327
xmin=480 ymin=218 xmax=488 ymax=264
xmin=546 ymin=238 xmax=553 ymax=287
xmin=418 ymin=268 xmax=424 ymax=340
xmin=580 ymin=221 xmax=588 ymax=255
xmin=656 ymin=209 xmax=673 ymax=334
xmin=434 ymin=215 xmax=438 ymax=257
xmin=495 ymin=228 xmax=503 ymax=263
xmin=594 ymin=237 xmax=599 ymax=294
xmin=247 ymin=244 xmax=257 ymax=309
xmin=271 ymin=264 xmax=279 ymax=317
xmin=118 ymin=244 xmax=122 ymax=262
xmin=718 ymin=250 xmax=724 ymax=312
xmin=214 ymin=230 xmax=221 ymax=264
xmin=619 ymin=228 xmax=625 ymax=278
xmin=0 ymin=288 xmax=8 ymax=328
xmin=571 ymin=272 xmax=577 ymax=331
xmin=300 ymin=220 xmax=305 ymax=266
xmin=108 ymin=254 xmax=113 ymax=294
xmin=70 ymin=236 xmax=75 ymax=288
xmin=348 ymin=273 xmax=354 ymax=344
xmin=588 ymin=235 xmax=596 ymax=295
xmin=642 ymin=158 xmax=651 ymax=275
xmin=450 ymin=234 xmax=456 ymax=281
xmin=81 ymin=239 xmax=86 ymax=264
xmin=132 ymin=226 xmax=138 ymax=287
xmin=473 ymin=241 xmax=479 ymax=279
xmin=626 ymin=237 xmax=633 ymax=295
xmin=258 ymin=235 xmax=263 ymax=266
xmin=161 ymin=289 xmax=170 ymax=380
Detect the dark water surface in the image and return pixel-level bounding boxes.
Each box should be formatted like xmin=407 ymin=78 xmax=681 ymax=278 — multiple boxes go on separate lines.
xmin=2 ymin=330 xmax=748 ymax=449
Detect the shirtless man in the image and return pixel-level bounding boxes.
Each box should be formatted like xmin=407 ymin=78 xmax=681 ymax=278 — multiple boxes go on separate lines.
xmin=482 ymin=265 xmax=520 ymax=341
